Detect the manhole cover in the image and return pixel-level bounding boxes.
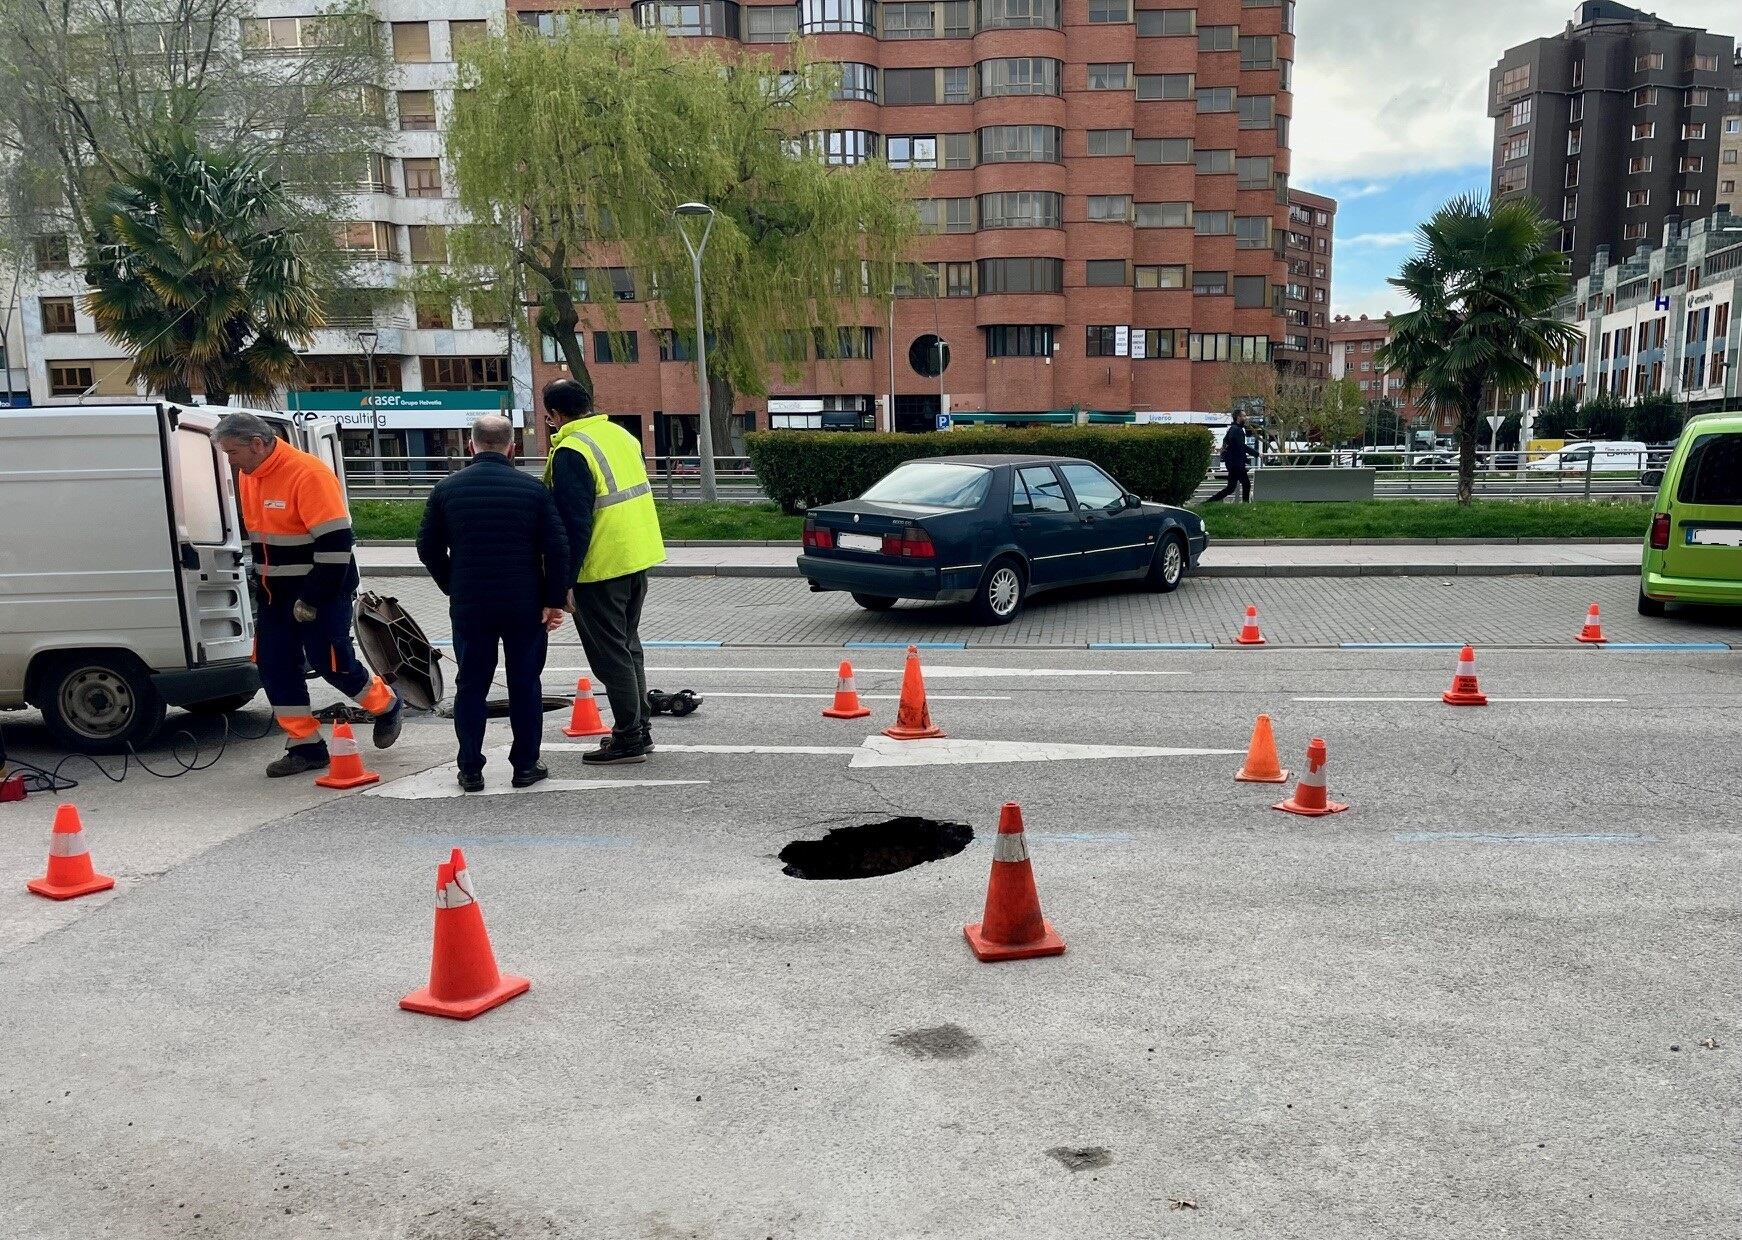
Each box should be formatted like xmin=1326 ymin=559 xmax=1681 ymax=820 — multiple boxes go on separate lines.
xmin=779 ymin=818 xmax=973 ymax=880
xmin=435 ymin=696 xmax=571 ymax=720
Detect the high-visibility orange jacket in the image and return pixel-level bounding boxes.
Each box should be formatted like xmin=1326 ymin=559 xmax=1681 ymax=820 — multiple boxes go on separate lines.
xmin=237 ymin=440 xmax=360 ymax=607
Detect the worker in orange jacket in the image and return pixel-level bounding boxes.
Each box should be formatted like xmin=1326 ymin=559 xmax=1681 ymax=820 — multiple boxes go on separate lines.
xmin=215 ymin=412 xmax=402 ymax=777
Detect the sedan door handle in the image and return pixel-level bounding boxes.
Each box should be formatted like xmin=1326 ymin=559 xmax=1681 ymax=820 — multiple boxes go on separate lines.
xmin=1014 ymin=518 xmax=1031 ymax=528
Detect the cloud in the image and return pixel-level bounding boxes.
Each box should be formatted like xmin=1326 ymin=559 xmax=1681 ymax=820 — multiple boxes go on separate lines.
xmin=1342 ymin=231 xmax=1419 ymax=249
xmin=1336 ymin=182 xmax=1391 ymax=201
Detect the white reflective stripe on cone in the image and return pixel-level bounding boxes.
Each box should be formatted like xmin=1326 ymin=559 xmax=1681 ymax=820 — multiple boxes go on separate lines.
xmin=1299 ymin=759 xmax=1327 ymax=788
xmin=48 ymin=831 xmax=88 ymax=858
xmin=436 ymin=873 xmax=476 ymax=909
xmin=330 ymin=732 xmax=358 ymax=756
xmin=992 ymin=832 xmax=1030 ymax=864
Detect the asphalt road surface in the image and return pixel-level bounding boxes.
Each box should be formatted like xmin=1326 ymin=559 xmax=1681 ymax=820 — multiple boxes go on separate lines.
xmin=1 ymin=589 xmax=1738 ymax=1239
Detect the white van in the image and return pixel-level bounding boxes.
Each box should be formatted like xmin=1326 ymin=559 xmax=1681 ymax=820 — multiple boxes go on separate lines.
xmin=1525 ymin=440 xmax=1650 ymax=473
xmin=0 ymin=402 xmax=343 ymax=751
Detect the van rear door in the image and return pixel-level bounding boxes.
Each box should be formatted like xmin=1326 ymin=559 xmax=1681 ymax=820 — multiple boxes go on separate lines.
xmin=1661 ymin=429 xmax=1742 ymax=583
xmin=295 ymin=416 xmax=348 ymax=503
xmin=162 ymin=405 xmax=253 ymax=666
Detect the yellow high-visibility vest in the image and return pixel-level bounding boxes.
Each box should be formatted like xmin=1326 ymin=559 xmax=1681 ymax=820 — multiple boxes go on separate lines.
xmin=548 ymin=416 xmax=666 ymax=582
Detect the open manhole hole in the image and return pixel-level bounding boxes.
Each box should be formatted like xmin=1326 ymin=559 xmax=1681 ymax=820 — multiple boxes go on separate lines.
xmin=437 ymin=696 xmax=572 ymax=719
xmin=779 ymin=818 xmax=973 ymax=880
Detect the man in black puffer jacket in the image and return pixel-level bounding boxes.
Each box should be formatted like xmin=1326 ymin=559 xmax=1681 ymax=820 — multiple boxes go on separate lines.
xmin=417 ymin=415 xmax=571 ymax=791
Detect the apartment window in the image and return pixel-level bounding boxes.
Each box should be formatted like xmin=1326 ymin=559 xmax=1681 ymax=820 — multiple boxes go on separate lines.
xmin=944 ymin=262 xmax=976 ymax=296
xmin=894 ymin=262 xmax=940 ymax=297
xmin=1626 ymin=190 xmax=1650 ymax=207
xmin=359 ymin=151 xmax=393 ymax=195
xmin=943 ymin=132 xmax=976 ymax=166
xmin=422 ymin=356 xmax=508 ymax=390
xmin=809 ymin=130 xmax=879 ymax=165
xmin=397 ymin=91 xmax=437 ymax=131
xmin=1086 ymin=194 xmax=1132 ymax=221
xmin=834 ymin=63 xmax=879 ymax=102
xmin=634 ymin=0 xmax=744 ymax=33
xmin=1683 ymin=123 xmax=1707 ymax=141
xmin=1623 ymin=223 xmax=1648 ymax=242
xmin=1628 ymin=155 xmax=1652 ymax=174
xmin=979 ymin=0 xmax=1059 ymax=26
xmin=1235 ymin=216 xmax=1272 ymax=249
xmin=1239 ymin=34 xmax=1275 ymax=69
xmin=1085 ymin=326 xmax=1120 ymax=356
xmin=1569 ymin=96 xmax=1584 ymax=123
xmin=978 ymin=191 xmax=1062 ymax=228
xmin=1567 ymin=129 xmax=1582 ymax=155
xmin=407 ymin=225 xmax=447 ymax=263
xmin=1195 ymin=148 xmax=1234 ymax=174
xmin=1680 ymin=156 xmax=1704 ymax=174
xmin=1136 ymin=202 xmax=1191 ymax=228
xmin=745 ymin=5 xmax=800 ymax=39
xmin=1238 ymin=95 xmax=1274 ymax=129
xmin=978 ymin=125 xmax=1060 ymax=162
xmin=392 ymin=22 xmax=432 ymax=62
xmin=1631 ymin=122 xmax=1654 ymax=141
xmin=1087 ymin=129 xmax=1132 ymax=156
xmin=944 ymin=197 xmax=975 ymax=231
xmin=1135 ymin=73 xmax=1193 ymax=100
xmin=1687 ymin=53 xmax=1718 ymax=72
xmin=1085 ymin=259 xmax=1128 ymax=286
xmin=333 ymin=221 xmax=396 ymax=258
xmin=1087 ymin=63 xmax=1133 ymax=90
xmin=1677 ymin=189 xmax=1702 ymax=207
xmin=1193 ymin=270 xmax=1228 ymax=296
xmin=415 ymin=297 xmax=453 ymax=329
xmin=1502 ymin=136 xmax=1529 ymax=162
xmin=1728 ymin=151 xmax=1741 ymax=166
xmin=984 ymin=325 xmax=1055 ymax=357
xmin=240 ymin=15 xmax=348 ymax=52
xmin=978 ymin=58 xmax=1060 ymax=96
xmin=1563 ymin=193 xmax=1578 ymax=220
xmin=1723 ymin=179 xmax=1737 ymax=194
xmin=403 ymin=157 xmax=443 ymax=198
xmin=1197 ymin=24 xmax=1234 ymax=51
xmin=1197 ymin=87 xmax=1235 ymax=112
xmin=799 ymin=0 xmax=875 ymax=34
xmin=887 ymin=136 xmax=938 ymax=169
xmin=1687 ymin=88 xmax=1710 ymax=108
xmin=1134 ymin=264 xmax=1185 ymax=289
xmin=1634 ymin=86 xmax=1658 ymax=107
xmin=1728 ymin=118 xmax=1742 ymax=135
xmin=34 ymin=234 xmax=70 ymax=269
xmin=1135 ymin=8 xmax=1194 ymax=36
xmin=1234 ymin=275 xmax=1268 ymax=309
xmin=592 ymin=331 xmax=639 ymax=364
xmin=1236 ymin=156 xmax=1273 ymax=189
xmin=1634 ymin=53 xmax=1663 ymax=72
xmin=1494 ymin=64 xmax=1530 ymax=100
xmin=49 ymin=364 xmax=101 ymax=396
xmin=1088 ymin=0 xmax=1129 ymax=21
xmin=449 ymin=19 xmax=488 ymax=52
xmin=1135 ymin=138 xmax=1193 ymax=164
xmin=814 ymin=326 xmax=875 ymax=359
xmin=1509 ymin=98 xmax=1532 ymax=127
xmin=40 ymin=296 xmax=77 ymax=334
xmin=978 ymin=258 xmax=1062 ymax=293
xmin=886 ymin=68 xmax=950 ymax=104
xmin=1194 ymin=210 xmax=1232 ymax=235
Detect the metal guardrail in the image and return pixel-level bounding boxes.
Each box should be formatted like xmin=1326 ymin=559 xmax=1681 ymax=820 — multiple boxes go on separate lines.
xmin=342 ymin=455 xmax=766 ymax=502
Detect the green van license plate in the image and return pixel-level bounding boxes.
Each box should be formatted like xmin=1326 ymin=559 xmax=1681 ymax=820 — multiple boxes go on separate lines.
xmin=1686 ymin=527 xmax=1742 ymax=548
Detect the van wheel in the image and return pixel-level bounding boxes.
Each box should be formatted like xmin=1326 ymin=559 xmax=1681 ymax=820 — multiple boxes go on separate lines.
xmin=185 ymin=691 xmax=259 ymax=716
xmin=36 ymin=653 xmax=167 ymax=753
xmin=1637 ymin=587 xmax=1667 ymax=618
xmin=971 ymin=557 xmax=1026 ymax=626
xmin=1147 ymin=533 xmax=1188 ymax=593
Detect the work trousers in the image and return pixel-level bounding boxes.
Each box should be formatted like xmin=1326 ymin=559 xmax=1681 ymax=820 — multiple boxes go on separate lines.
xmin=1208 ymin=466 xmax=1252 ymax=503
xmin=571 ymin=571 xmax=649 ymax=739
xmin=256 ymin=594 xmax=392 ymax=753
xmin=451 ymin=611 xmax=550 ymax=776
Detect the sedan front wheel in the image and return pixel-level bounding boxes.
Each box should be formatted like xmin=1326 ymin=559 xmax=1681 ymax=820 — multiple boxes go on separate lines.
xmin=1148 ymin=533 xmax=1188 ymax=593
xmin=972 ymin=557 xmax=1026 ymax=626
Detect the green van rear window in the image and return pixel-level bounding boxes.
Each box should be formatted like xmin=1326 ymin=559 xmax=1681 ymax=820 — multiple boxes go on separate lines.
xmin=1677 ymin=433 xmax=1742 ymax=506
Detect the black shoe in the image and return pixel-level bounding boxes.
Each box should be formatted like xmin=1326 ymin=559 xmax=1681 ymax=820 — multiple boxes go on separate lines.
xmin=267 ymin=748 xmax=329 ymax=778
xmin=457 ymin=769 xmax=485 ymax=793
xmin=372 ymin=695 xmax=404 ymax=749
xmin=582 ymin=734 xmax=650 ymax=766
xmin=640 ymin=724 xmax=654 ymax=753
xmin=512 ymin=763 xmax=549 ymax=788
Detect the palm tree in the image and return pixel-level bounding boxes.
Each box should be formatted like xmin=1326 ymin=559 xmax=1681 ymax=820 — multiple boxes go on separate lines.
xmin=83 ymin=129 xmax=324 ymax=405
xmin=1377 ymin=195 xmax=1582 ymax=503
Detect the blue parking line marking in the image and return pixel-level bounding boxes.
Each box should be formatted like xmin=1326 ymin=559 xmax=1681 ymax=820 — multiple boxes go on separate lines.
xmin=1395 ymin=832 xmax=1658 ymax=845
xmin=1599 ymin=642 xmax=1731 ymax=652
xmin=845 ymin=641 xmax=968 ymax=650
xmin=1089 ymin=642 xmax=1214 ymax=650
xmin=646 ymin=640 xmax=725 ymax=648
xmin=1340 ymin=642 xmax=1464 ymax=650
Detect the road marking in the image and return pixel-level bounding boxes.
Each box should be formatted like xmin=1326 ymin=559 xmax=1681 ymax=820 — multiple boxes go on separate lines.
xmin=847 ymin=736 xmax=1242 ymax=769
xmin=1292 ymin=696 xmax=1627 ymax=704
xmin=548 ymin=743 xmax=860 ymax=757
xmin=1339 ymin=642 xmax=1464 ymax=650
xmin=844 ymin=641 xmax=968 ymax=650
xmin=693 ymin=691 xmax=1010 ymax=701
xmin=1031 ymin=831 xmax=1135 ymax=844
xmin=646 ymin=640 xmax=725 ymax=649
xmin=1599 ymin=642 xmax=1732 ymax=652
xmin=405 ymin=834 xmax=636 ymax=849
xmin=551 ymin=665 xmax=1192 ymax=681
xmin=1089 ymin=642 xmax=1214 ymax=651
xmin=370 ymin=767 xmax=707 ymax=801
xmin=1395 ymin=831 xmax=1658 ymax=845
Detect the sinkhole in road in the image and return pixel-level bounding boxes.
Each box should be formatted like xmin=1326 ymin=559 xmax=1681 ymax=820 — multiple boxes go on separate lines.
xmin=487 ymin=696 xmax=571 ymax=718
xmin=780 ymin=818 xmax=975 ymax=880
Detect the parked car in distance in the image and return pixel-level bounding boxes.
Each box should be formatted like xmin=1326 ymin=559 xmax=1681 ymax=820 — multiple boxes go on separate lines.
xmin=1639 ymin=412 xmax=1742 ymax=615
xmin=797 ymin=455 xmax=1208 ymax=624
xmin=1525 ymin=440 xmax=1649 ymax=473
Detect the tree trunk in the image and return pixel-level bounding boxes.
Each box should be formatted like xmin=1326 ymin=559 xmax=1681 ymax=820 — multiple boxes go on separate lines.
xmin=707 ymin=370 xmax=735 ymax=460
xmin=1456 ymin=405 xmax=1480 ymax=505
xmin=517 ymin=243 xmax=594 ymax=402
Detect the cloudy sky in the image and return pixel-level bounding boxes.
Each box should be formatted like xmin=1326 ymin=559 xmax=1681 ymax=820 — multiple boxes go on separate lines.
xmin=1292 ymin=0 xmax=1739 ymax=318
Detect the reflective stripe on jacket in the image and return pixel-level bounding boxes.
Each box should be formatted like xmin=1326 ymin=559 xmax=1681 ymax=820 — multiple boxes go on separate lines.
xmin=548 ymin=416 xmax=665 ymax=582
xmin=237 ymin=439 xmax=359 ymax=605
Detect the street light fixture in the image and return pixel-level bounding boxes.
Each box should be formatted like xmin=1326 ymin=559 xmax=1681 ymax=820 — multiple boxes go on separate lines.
xmin=672 ymin=202 xmax=718 ymax=502
xmin=357 ymin=328 xmax=381 ymax=486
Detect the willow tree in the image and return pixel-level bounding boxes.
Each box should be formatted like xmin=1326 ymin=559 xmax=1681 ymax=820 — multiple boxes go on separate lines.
xmin=446 ymin=20 xmax=918 ymax=440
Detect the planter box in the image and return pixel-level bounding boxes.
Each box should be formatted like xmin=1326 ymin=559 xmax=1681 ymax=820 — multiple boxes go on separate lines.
xmin=1252 ymin=467 xmax=1376 ymax=503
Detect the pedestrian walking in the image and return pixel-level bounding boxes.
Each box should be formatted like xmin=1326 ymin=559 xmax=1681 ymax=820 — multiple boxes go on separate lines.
xmin=215 ymin=412 xmax=402 ymax=777
xmin=1207 ymin=409 xmax=1254 ymax=503
xmin=417 ymin=415 xmax=570 ymax=792
xmin=542 ymin=379 xmax=667 ymax=764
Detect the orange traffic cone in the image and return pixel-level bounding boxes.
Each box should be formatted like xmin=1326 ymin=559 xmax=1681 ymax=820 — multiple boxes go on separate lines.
xmin=882 ymin=646 xmax=945 ymax=740
xmin=562 ymin=677 xmax=610 ymax=738
xmin=26 ymin=804 xmax=116 ymax=900
xmin=314 ymin=721 xmax=379 ymax=789
xmin=1235 ymin=713 xmax=1291 ymax=784
xmin=822 ymin=660 xmax=872 ymax=720
xmin=1235 ymin=605 xmax=1267 ymax=646
xmin=400 ymin=848 xmax=530 ymax=1020
xmin=1576 ymin=604 xmax=1606 ymax=644
xmin=964 ymin=803 xmax=1066 ymax=962
xmin=1273 ymin=738 xmax=1350 ymax=818
xmin=1441 ymin=645 xmax=1489 ymax=706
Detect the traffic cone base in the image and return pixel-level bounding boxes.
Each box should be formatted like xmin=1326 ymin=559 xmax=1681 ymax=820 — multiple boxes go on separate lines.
xmin=563 ymin=677 xmax=610 ymax=738
xmin=1235 ymin=713 xmax=1290 ymax=784
xmin=314 ymin=721 xmax=379 ymax=789
xmin=1273 ymin=794 xmax=1350 ymax=818
xmin=26 ymin=871 xmax=116 ymax=901
xmin=27 ymin=805 xmax=116 ymax=900
xmin=823 ymin=660 xmax=872 ymax=720
xmin=400 ymin=972 xmax=530 ymax=1021
xmin=964 ymin=919 xmax=1066 ymax=962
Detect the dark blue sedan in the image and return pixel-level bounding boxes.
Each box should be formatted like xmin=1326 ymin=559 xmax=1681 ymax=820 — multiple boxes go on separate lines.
xmin=797 ymin=454 xmax=1208 ymax=624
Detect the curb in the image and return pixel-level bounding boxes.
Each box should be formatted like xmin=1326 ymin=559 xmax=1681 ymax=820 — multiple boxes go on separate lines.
xmin=362 ymin=536 xmax=1640 ymax=550
xmin=360 ymin=562 xmax=1640 ymax=581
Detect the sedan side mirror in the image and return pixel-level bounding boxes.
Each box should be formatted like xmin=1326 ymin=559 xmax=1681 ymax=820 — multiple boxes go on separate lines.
xmin=1123 ymin=493 xmax=1142 ymax=510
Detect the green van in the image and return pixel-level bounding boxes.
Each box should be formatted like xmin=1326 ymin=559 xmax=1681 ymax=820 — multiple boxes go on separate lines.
xmin=1638 ymin=411 xmax=1742 ymax=615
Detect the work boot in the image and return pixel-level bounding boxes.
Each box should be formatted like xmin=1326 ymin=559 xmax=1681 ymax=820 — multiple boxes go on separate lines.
xmin=582 ymin=733 xmax=650 ymax=766
xmin=267 ymin=746 xmax=329 ymax=778
xmin=456 ymin=769 xmax=484 ymax=793
xmin=640 ymin=723 xmax=654 ymax=753
xmin=372 ymin=694 xmax=403 ymax=750
xmin=512 ymin=762 xmax=549 ymax=789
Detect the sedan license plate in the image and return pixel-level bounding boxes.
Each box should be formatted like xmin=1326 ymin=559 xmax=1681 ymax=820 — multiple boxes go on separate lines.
xmin=837 ymin=531 xmax=884 ymax=553
xmin=1686 ymin=527 xmax=1742 ymax=548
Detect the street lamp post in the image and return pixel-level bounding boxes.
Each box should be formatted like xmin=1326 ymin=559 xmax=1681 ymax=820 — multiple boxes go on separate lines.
xmin=357 ymin=329 xmax=381 ymax=487
xmin=673 ymin=202 xmax=718 ymax=502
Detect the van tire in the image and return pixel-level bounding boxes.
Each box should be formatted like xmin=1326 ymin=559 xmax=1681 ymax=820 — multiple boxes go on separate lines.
xmin=35 ymin=652 xmax=167 ymax=754
xmin=185 ymin=691 xmax=259 ymax=716
xmin=1637 ymin=587 xmax=1667 ymax=618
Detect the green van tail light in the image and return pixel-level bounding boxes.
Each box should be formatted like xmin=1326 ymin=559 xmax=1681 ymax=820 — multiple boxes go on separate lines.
xmin=1650 ymin=512 xmax=1671 ymax=550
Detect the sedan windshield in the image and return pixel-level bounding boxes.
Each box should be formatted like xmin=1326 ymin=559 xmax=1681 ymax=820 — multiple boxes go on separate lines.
xmin=862 ymin=463 xmax=991 ymax=509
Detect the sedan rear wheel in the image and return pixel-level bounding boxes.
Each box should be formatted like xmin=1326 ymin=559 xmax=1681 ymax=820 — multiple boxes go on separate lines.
xmin=851 ymin=593 xmax=898 ymax=612
xmin=972 ymin=558 xmax=1026 ymax=626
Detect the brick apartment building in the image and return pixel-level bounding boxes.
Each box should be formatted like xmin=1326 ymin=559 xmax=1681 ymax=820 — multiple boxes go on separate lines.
xmin=1279 ymin=186 xmax=1332 ymax=377
xmin=513 ymin=0 xmax=1302 ymax=453
xmin=1327 ymin=313 xmax=1439 ymax=435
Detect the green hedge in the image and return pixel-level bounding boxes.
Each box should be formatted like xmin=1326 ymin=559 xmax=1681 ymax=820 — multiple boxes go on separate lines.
xmin=745 ymin=425 xmax=1214 ymax=512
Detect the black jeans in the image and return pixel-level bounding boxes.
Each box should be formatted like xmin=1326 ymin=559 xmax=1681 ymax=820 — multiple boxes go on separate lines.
xmin=572 ymin=571 xmax=649 ymax=739
xmin=451 ymin=610 xmax=550 ymax=775
xmin=1208 ymin=466 xmax=1251 ymax=503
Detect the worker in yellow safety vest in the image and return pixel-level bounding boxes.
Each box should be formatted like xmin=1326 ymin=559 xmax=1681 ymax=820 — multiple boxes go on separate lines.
xmin=542 ymin=379 xmax=666 ymax=763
